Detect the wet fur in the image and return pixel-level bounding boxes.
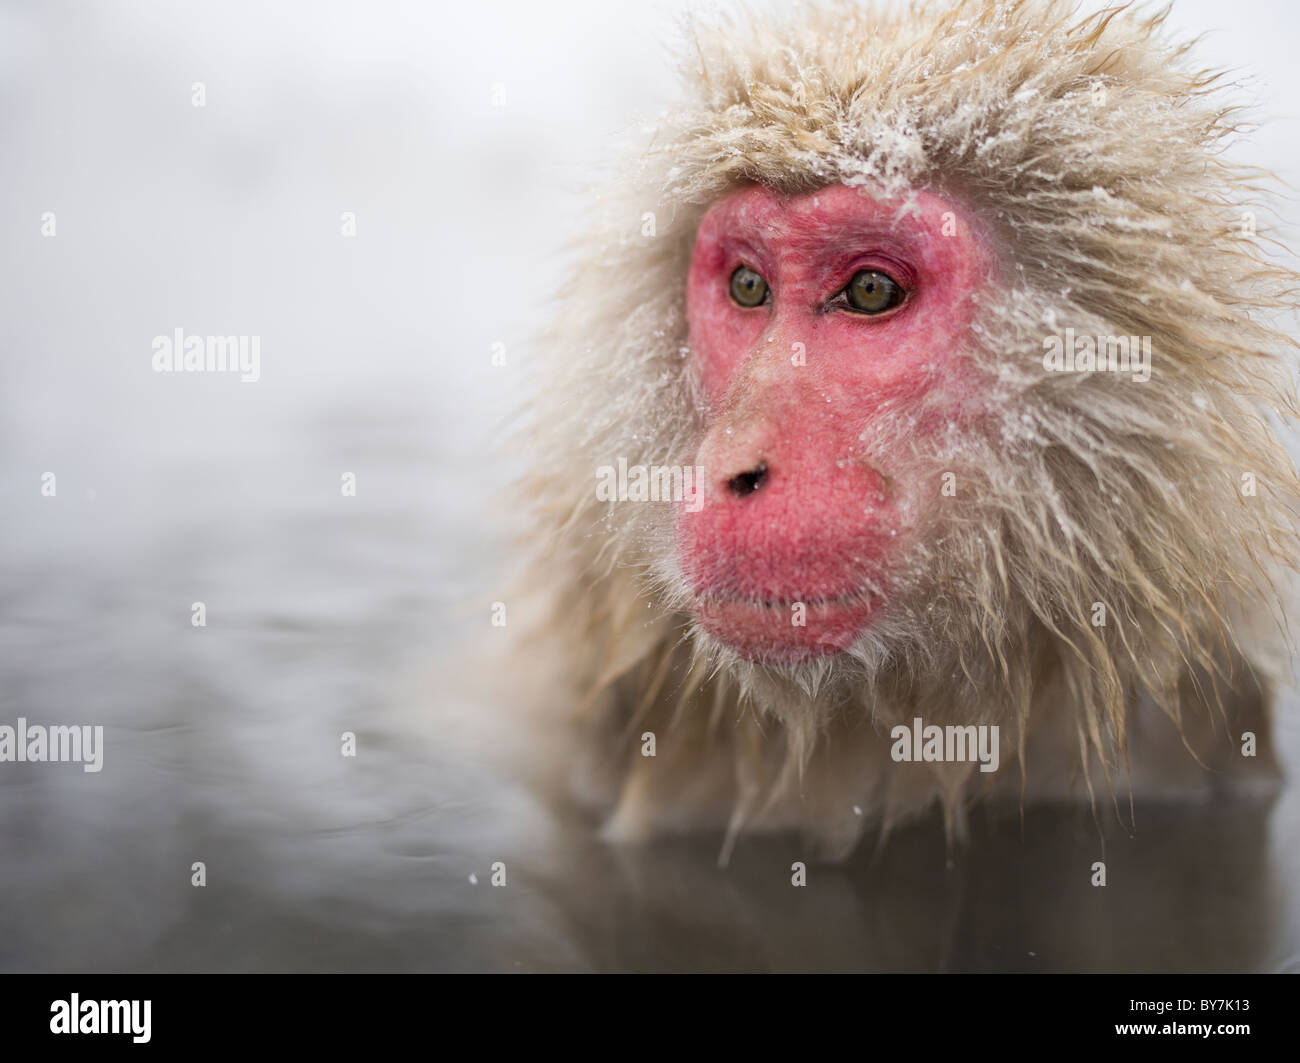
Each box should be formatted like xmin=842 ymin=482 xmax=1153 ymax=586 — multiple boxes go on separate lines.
xmin=512 ymin=0 xmax=1300 ymax=860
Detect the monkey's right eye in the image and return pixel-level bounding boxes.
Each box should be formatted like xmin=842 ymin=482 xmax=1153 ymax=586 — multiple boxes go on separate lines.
xmin=729 ymin=266 xmax=769 ymax=308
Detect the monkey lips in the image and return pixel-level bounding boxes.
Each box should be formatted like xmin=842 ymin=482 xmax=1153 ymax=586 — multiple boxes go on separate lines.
xmin=689 ymin=593 xmax=882 ymax=664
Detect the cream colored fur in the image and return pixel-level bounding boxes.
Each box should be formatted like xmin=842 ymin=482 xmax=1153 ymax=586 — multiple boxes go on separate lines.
xmin=513 ymin=0 xmax=1300 ymax=860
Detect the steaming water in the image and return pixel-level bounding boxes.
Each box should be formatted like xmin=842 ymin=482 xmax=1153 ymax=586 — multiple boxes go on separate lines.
xmin=3 ymin=387 xmax=1298 ymax=973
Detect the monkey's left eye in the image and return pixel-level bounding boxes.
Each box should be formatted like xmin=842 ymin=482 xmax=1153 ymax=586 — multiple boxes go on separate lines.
xmin=729 ymin=266 xmax=769 ymax=308
xmin=843 ymin=270 xmax=905 ymax=315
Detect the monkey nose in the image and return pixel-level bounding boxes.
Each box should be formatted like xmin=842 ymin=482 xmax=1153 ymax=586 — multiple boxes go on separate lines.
xmin=726 ymin=461 xmax=769 ymax=498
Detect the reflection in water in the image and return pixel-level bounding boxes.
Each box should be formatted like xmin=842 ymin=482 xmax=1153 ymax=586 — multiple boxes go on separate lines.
xmin=530 ymin=799 xmax=1284 ymax=973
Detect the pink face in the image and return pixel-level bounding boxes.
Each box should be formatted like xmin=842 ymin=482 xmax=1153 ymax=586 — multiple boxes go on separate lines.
xmin=675 ymin=183 xmax=994 ymax=664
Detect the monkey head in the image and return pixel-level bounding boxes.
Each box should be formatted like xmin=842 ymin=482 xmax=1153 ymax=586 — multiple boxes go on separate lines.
xmin=523 ymin=0 xmax=1300 ymax=849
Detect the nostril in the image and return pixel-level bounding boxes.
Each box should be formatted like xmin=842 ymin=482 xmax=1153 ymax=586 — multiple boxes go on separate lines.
xmin=727 ymin=462 xmax=768 ymax=497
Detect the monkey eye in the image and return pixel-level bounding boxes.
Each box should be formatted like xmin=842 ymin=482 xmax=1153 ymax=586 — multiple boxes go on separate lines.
xmin=729 ymin=265 xmax=769 ymax=308
xmin=842 ymin=269 xmax=905 ymax=315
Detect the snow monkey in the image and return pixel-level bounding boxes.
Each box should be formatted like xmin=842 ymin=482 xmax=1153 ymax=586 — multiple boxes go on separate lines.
xmin=512 ymin=0 xmax=1300 ymax=860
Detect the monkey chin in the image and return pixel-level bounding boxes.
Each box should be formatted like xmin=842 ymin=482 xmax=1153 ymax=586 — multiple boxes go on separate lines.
xmin=692 ymin=593 xmax=877 ymax=665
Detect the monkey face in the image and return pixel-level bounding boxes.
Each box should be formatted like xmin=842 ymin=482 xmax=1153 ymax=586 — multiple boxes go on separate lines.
xmin=675 ymin=183 xmax=995 ymax=664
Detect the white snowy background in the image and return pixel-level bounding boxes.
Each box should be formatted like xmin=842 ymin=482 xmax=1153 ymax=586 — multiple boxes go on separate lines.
xmin=1 ymin=0 xmax=1298 ymax=971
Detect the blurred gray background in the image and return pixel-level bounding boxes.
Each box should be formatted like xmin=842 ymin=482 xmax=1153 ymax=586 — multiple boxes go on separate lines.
xmin=1 ymin=0 xmax=1298 ymax=972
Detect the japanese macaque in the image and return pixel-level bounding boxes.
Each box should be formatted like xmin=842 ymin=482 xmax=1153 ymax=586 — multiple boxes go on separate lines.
xmin=512 ymin=0 xmax=1300 ymax=860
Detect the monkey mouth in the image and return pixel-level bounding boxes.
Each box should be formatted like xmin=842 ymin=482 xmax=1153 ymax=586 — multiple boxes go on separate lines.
xmin=691 ymin=591 xmax=878 ymax=664
xmin=701 ymin=593 xmax=859 ymax=609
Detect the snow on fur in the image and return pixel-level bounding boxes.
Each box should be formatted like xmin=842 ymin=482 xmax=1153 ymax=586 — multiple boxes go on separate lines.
xmin=517 ymin=0 xmax=1300 ymax=859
